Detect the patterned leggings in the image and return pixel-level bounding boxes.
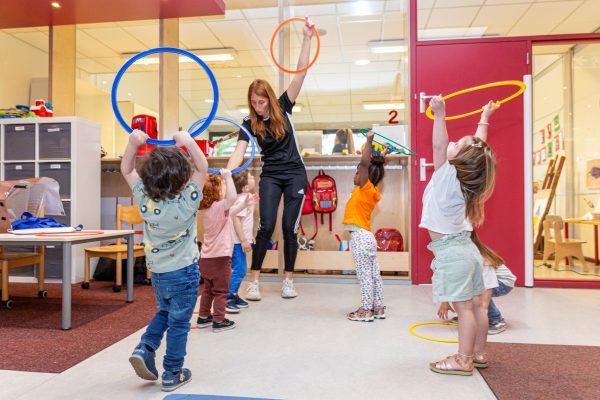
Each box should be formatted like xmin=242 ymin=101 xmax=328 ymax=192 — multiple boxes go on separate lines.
xmin=350 ymin=229 xmax=384 ymax=310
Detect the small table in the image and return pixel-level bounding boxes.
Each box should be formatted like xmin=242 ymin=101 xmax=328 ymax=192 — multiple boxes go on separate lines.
xmin=0 ymin=230 xmax=136 ymax=329
xmin=563 ymin=219 xmax=600 ymax=266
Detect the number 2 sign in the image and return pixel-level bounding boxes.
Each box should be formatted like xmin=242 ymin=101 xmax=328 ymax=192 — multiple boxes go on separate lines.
xmin=388 ymin=109 xmax=399 ymax=124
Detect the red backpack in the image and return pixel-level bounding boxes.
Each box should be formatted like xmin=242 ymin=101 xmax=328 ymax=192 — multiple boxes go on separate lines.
xmin=299 ymin=181 xmax=318 ymax=240
xmin=312 ymin=170 xmax=337 ymax=232
xmin=375 ymin=228 xmax=404 ymax=252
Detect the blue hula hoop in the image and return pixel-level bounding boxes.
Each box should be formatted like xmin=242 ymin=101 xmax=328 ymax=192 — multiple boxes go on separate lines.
xmin=188 ymin=116 xmax=256 ymax=175
xmin=111 ymin=47 xmax=219 ymax=146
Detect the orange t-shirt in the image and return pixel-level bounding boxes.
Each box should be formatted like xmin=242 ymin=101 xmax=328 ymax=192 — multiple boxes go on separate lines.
xmin=342 ymin=180 xmax=381 ymax=232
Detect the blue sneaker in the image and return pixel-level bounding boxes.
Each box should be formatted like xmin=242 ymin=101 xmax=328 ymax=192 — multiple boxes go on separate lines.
xmin=161 ymin=368 xmax=192 ymax=392
xmin=226 ymin=298 xmax=240 ymax=314
xmin=129 ymin=344 xmax=158 ymax=381
xmin=234 ymin=294 xmax=249 ymax=309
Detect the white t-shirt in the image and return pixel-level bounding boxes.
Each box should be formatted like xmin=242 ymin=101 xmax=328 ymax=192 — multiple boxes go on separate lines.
xmin=496 ymin=264 xmax=517 ymax=287
xmin=419 ymin=161 xmax=472 ymax=234
xmin=232 ymin=193 xmax=255 ymax=244
xmin=482 ymin=265 xmax=499 ymax=289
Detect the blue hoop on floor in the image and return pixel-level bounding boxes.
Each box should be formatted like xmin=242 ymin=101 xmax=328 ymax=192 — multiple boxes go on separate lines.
xmin=111 ymin=47 xmax=219 ymax=146
xmin=188 ymin=116 xmax=256 ymax=175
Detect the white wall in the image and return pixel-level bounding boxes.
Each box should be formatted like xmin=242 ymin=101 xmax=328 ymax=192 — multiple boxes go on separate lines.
xmin=0 ymin=31 xmax=47 ymax=107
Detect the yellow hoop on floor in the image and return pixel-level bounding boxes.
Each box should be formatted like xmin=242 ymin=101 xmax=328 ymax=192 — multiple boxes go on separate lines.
xmin=425 ymin=80 xmax=526 ymax=121
xmin=408 ymin=321 xmax=459 ymax=343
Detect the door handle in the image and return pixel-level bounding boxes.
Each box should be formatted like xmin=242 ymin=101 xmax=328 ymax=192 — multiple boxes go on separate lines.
xmin=420 ymin=158 xmax=434 ymax=181
xmin=419 ymin=92 xmax=435 ymax=114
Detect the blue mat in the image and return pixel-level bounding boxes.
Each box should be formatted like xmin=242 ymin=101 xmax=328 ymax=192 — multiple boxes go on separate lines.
xmin=164 ymin=395 xmax=277 ymax=400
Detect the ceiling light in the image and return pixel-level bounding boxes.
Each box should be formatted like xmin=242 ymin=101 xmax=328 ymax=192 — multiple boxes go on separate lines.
xmin=362 ymin=102 xmax=405 ymax=111
xmin=51 ymin=2 xmax=61 ymax=8
xmin=238 ymin=107 xmax=250 ymax=114
xmin=123 ymin=48 xmax=237 ymax=65
xmin=355 ymin=59 xmax=371 ymax=66
xmin=127 ymin=92 xmax=132 ymax=96
xmin=368 ymin=39 xmax=406 ymax=54
xmin=236 ymin=75 xmax=242 ymax=78
xmin=205 ymin=99 xmax=214 ymax=104
xmin=418 ymin=27 xmax=487 ymax=40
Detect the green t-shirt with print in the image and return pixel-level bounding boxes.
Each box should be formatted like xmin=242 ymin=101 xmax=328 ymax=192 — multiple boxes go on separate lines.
xmin=133 ymin=180 xmax=202 ymax=274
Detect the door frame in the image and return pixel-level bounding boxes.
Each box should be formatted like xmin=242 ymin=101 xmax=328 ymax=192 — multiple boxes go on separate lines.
xmin=408 ymin=0 xmax=600 ymax=289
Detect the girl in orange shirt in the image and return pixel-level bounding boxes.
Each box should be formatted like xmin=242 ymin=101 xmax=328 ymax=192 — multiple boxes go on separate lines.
xmin=343 ymin=131 xmax=388 ymax=322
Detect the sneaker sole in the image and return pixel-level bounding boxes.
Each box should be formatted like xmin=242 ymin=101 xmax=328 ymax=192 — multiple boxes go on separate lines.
xmin=196 ymin=322 xmax=212 ymax=328
xmin=281 ymin=293 xmax=297 ymax=299
xmin=488 ymin=328 xmax=506 ymax=335
xmin=225 ymin=308 xmax=240 ymax=314
xmin=347 ymin=317 xmax=374 ymax=322
xmin=213 ymin=324 xmax=236 ymax=333
xmin=236 ymin=303 xmax=249 ymax=308
xmin=374 ymin=315 xmax=386 ymax=319
xmin=129 ymin=355 xmax=158 ymax=381
xmin=161 ymin=377 xmax=192 ymax=392
xmin=246 ymin=295 xmax=261 ymax=301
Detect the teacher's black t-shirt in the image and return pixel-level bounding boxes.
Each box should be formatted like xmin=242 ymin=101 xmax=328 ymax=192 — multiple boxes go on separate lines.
xmin=238 ymin=91 xmax=305 ymax=176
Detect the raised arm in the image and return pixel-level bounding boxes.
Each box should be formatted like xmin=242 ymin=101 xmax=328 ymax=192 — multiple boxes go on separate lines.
xmin=286 ymin=16 xmax=314 ymax=103
xmin=358 ymin=131 xmax=374 ymax=187
xmin=220 ymin=169 xmax=237 ymax=209
xmin=227 ymin=139 xmax=249 ymax=170
xmin=430 ymin=95 xmax=448 ymax=170
xmin=474 ymin=100 xmax=500 ymax=143
xmin=121 ymin=129 xmax=148 ymax=189
xmin=174 ymin=131 xmax=208 ymax=189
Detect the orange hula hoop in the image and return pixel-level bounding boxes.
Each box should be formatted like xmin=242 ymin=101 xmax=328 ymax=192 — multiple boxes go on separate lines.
xmin=425 ymin=80 xmax=526 ymax=121
xmin=269 ymin=17 xmax=320 ymax=74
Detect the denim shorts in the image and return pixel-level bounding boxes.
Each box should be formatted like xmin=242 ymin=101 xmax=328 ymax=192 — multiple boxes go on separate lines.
xmin=427 ymin=231 xmax=484 ymax=303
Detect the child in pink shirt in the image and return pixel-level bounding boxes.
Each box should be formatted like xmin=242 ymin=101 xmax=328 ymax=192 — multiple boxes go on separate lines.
xmin=197 ymin=169 xmax=238 ymax=333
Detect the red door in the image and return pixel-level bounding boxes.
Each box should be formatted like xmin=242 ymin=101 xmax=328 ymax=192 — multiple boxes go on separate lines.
xmin=411 ymin=41 xmax=529 ymax=286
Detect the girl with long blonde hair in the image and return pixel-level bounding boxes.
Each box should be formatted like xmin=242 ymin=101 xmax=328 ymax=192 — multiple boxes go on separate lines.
xmin=419 ymin=96 xmax=499 ymax=376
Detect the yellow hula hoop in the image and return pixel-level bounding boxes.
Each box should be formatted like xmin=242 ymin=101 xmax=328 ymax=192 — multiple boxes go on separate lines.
xmin=425 ymin=80 xmax=526 ymax=121
xmin=408 ymin=321 xmax=459 ymax=343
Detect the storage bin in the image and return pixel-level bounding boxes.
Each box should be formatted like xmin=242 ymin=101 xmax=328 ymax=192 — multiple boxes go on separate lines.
xmin=39 ymin=123 xmax=71 ymax=159
xmin=39 ymin=162 xmax=71 ymax=199
xmin=5 ymin=124 xmax=35 ymax=160
xmin=4 ymin=163 xmax=35 ymax=180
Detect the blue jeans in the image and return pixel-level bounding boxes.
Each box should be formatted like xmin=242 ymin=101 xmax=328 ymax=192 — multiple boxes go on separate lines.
xmin=487 ymin=282 xmax=513 ymax=322
xmin=229 ymin=243 xmax=248 ymax=297
xmin=140 ymin=264 xmax=199 ymax=372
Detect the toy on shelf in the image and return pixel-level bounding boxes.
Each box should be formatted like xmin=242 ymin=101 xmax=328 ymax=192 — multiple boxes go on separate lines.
xmin=30 ymin=99 xmax=54 ymax=117
xmin=0 ymin=104 xmax=35 ymax=119
xmin=131 ymin=114 xmax=158 ymax=157
xmin=359 ymin=128 xmax=416 ymax=156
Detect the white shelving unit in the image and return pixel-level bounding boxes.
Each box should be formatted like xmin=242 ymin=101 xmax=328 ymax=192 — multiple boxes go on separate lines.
xmin=0 ymin=117 xmax=101 ymax=283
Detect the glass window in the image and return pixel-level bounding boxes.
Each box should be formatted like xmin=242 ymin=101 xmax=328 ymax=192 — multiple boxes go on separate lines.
xmin=0 ymin=27 xmax=49 ymax=115
xmin=418 ymin=0 xmax=600 ymax=41
xmin=532 ymin=42 xmax=600 ymax=282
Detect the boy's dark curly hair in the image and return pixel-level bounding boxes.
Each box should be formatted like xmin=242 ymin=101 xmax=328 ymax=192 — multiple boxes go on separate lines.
xmin=232 ymin=170 xmax=249 ymax=194
xmin=369 ymin=151 xmax=386 ymax=186
xmin=140 ymin=146 xmax=191 ymax=202
xmin=200 ymin=174 xmax=222 ymax=210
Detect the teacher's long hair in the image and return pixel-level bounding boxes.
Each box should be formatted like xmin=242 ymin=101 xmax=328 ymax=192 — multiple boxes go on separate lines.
xmin=247 ymin=79 xmax=286 ymax=141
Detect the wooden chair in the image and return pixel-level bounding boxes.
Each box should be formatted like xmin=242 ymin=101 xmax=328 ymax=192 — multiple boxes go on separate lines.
xmin=83 ymin=204 xmax=147 ymax=292
xmin=542 ymin=215 xmax=588 ymax=272
xmin=0 ymin=245 xmax=46 ymax=309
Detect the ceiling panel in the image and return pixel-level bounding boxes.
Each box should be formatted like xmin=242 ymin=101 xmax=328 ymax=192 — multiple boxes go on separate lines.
xmin=289 ymin=3 xmax=337 ymax=16
xmin=383 ymin=11 xmax=405 ymax=39
xmin=76 ymin=30 xmax=119 ymax=58
xmin=241 ymin=7 xmax=279 ymax=20
xmin=435 ymin=0 xmax=485 ymax=7
xmin=236 ymin=49 xmax=270 ymax=67
xmin=417 ymin=9 xmax=430 ymax=29
xmin=552 ymin=0 xmax=600 ymax=34
xmin=472 ymin=4 xmax=531 ymax=36
xmin=179 ymin=21 xmax=223 ymax=49
xmin=82 ymin=26 xmax=146 ymax=54
xmin=121 ymin=24 xmax=159 ymax=48
xmin=307 ymin=94 xmax=350 ymax=106
xmin=339 ymin=18 xmax=382 ymax=46
xmin=336 ymin=1 xmax=385 ymax=16
xmin=205 ymin=20 xmax=262 ymax=50
xmin=10 ymin=31 xmax=49 ymax=51
xmin=427 ymin=7 xmax=480 ymax=29
xmin=509 ymin=2 xmax=583 ymax=36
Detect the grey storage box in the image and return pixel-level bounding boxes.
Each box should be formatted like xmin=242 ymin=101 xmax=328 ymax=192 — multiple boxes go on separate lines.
xmin=5 ymin=124 xmax=35 ymax=160
xmin=39 ymin=123 xmax=71 ymax=159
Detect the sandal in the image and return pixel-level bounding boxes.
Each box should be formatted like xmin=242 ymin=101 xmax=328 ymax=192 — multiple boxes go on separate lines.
xmin=473 ymin=352 xmax=489 ymax=369
xmin=429 ymin=353 xmax=474 ymax=376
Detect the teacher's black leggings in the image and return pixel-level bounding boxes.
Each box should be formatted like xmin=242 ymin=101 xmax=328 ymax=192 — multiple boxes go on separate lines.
xmin=251 ymin=172 xmax=306 ymax=273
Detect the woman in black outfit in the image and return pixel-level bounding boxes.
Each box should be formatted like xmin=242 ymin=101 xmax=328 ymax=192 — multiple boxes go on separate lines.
xmin=227 ymin=16 xmax=314 ymax=301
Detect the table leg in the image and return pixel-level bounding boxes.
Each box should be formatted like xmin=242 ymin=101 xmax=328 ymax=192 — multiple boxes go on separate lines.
xmin=595 ymin=225 xmax=599 ymax=266
xmin=126 ymin=234 xmax=134 ymax=303
xmin=564 ymin=222 xmax=569 ymax=266
xmin=62 ymin=242 xmax=72 ymax=330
